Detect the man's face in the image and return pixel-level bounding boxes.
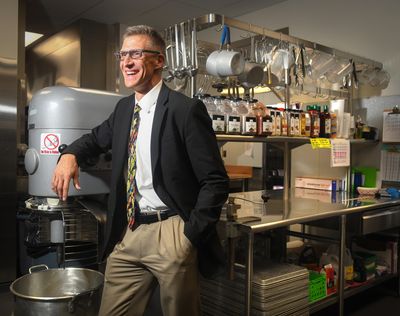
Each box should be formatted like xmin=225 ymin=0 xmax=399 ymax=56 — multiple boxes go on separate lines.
xmin=119 ymin=34 xmax=164 ymax=94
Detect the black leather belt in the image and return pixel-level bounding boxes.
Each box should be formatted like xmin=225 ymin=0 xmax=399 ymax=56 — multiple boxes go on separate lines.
xmin=136 ymin=209 xmax=177 ymax=224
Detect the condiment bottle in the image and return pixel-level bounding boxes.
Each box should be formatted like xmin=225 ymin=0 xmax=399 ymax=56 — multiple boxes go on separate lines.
xmin=294 ymin=110 xmax=301 ymax=136
xmin=263 ymin=106 xmax=273 ymax=136
xmin=275 ymin=108 xmax=282 ymax=136
xmin=289 ymin=109 xmax=294 ymax=136
xmin=255 ymin=102 xmax=272 ymax=136
xmin=309 ymin=105 xmax=320 ymax=138
xmin=270 ymin=108 xmax=277 ymax=136
xmin=302 ymin=109 xmax=311 ymax=137
xmin=320 ymin=105 xmax=331 ymax=138
xmin=330 ymin=110 xmax=337 ymax=138
xmin=242 ymin=99 xmax=257 ymax=135
xmin=281 ymin=108 xmax=288 ymax=136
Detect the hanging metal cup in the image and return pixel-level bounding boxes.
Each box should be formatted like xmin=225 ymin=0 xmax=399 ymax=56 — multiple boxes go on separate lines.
xmin=238 ymin=36 xmax=264 ymax=89
xmin=206 ymin=25 xmax=245 ymax=77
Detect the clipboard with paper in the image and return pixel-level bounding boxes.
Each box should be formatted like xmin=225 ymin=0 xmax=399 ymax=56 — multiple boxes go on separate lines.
xmin=382 ymin=106 xmax=400 ymax=143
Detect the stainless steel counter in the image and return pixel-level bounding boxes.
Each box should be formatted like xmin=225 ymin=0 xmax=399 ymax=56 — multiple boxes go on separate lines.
xmin=228 ymin=190 xmax=400 ymax=233
xmin=224 ymin=189 xmax=400 ymax=316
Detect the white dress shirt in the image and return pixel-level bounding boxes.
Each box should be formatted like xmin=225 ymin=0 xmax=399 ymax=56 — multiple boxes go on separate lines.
xmin=134 ymin=80 xmax=167 ymax=213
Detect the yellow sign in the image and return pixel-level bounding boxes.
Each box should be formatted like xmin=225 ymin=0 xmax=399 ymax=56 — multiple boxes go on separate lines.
xmin=310 ymin=138 xmax=332 ymax=149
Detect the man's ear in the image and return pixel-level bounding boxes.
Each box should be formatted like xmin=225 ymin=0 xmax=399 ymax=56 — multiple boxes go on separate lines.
xmin=155 ymin=54 xmax=165 ymax=71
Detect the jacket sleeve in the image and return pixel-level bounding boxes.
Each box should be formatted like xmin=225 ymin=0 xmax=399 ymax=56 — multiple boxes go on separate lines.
xmin=183 ymin=99 xmax=229 ymax=247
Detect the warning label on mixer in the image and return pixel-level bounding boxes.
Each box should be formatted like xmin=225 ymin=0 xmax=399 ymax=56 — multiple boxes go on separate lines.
xmin=40 ymin=133 xmax=60 ymax=155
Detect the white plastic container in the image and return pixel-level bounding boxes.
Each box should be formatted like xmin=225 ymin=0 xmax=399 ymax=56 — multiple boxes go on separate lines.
xmin=324 ymin=244 xmax=354 ymax=281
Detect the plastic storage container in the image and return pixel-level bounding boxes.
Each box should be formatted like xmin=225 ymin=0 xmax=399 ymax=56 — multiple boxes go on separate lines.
xmin=309 ymin=271 xmax=327 ymax=302
xmin=325 ymin=244 xmax=354 ymax=281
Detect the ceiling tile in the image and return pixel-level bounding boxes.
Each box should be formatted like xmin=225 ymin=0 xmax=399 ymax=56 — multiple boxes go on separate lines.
xmin=127 ymin=1 xmax=210 ymax=31
xmin=220 ymin=0 xmax=286 ymax=17
xmin=82 ymin=0 xmax=168 ymax=25
xmin=27 ymin=0 xmax=288 ymax=35
xmin=37 ymin=0 xmax=102 ymax=26
xmin=177 ymin=0 xmax=243 ymax=11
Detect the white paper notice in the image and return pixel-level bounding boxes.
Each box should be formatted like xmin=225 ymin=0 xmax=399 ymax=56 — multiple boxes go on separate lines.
xmin=383 ymin=110 xmax=400 ymax=142
xmin=330 ymin=138 xmax=350 ymax=167
xmin=380 ymin=145 xmax=400 ymax=182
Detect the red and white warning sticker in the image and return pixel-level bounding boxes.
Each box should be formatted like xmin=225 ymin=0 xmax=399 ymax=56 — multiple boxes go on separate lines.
xmin=40 ymin=133 xmax=61 ymax=155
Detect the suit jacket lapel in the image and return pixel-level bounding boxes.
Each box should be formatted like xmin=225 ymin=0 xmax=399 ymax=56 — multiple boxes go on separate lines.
xmin=151 ymin=84 xmax=169 ymax=175
xmin=116 ymin=94 xmax=135 ymax=172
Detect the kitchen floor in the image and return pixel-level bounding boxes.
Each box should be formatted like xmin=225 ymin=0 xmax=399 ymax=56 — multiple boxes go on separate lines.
xmin=2 ymin=281 xmax=399 ymax=315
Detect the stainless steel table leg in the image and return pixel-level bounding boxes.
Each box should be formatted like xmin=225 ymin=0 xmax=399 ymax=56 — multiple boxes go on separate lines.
xmin=245 ymin=232 xmax=254 ymax=316
xmin=339 ymin=214 xmax=346 ymax=316
xmin=283 ymin=141 xmax=290 ymax=201
xmin=242 ymin=178 xmax=249 ymax=192
xmin=301 ymin=223 xmax=306 ymax=243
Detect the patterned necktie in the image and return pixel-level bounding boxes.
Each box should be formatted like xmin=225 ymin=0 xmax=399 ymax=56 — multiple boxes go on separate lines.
xmin=126 ymin=103 xmax=141 ymax=228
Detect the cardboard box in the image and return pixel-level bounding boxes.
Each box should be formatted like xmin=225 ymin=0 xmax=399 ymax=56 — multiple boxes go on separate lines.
xmin=295 ymin=176 xmax=343 ymax=191
xmin=295 ymin=188 xmax=337 ymax=203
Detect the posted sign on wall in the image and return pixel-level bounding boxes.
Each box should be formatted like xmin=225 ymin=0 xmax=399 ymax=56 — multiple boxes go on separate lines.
xmin=40 ymin=133 xmax=61 ymax=155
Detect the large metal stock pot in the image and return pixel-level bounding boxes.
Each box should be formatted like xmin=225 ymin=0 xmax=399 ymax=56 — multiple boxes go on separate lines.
xmin=10 ymin=265 xmax=104 ymax=316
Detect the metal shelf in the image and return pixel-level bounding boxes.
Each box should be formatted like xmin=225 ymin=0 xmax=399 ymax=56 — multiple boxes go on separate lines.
xmin=217 ymin=134 xmax=377 ymax=144
xmin=216 ymin=134 xmax=268 ymax=143
xmin=217 ymin=135 xmax=311 ymax=143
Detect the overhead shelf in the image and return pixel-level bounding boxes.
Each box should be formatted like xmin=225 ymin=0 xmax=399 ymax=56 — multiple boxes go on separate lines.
xmin=194 ymin=13 xmax=383 ymax=70
xmin=165 ymin=13 xmax=386 ymax=101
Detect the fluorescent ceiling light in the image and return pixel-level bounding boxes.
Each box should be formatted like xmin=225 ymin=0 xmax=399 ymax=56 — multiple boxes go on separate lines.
xmin=25 ymin=31 xmax=43 ymax=47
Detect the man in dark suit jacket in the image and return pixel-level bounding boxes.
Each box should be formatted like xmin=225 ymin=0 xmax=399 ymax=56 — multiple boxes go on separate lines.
xmin=52 ymin=25 xmax=229 ymax=315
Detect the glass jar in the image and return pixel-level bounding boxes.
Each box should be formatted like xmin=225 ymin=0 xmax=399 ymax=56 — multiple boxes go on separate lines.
xmin=242 ymin=99 xmax=257 ymax=135
xmin=226 ymin=98 xmax=242 ymax=134
xmin=201 ymin=94 xmax=216 ymax=116
xmin=211 ymin=96 xmax=226 ymax=134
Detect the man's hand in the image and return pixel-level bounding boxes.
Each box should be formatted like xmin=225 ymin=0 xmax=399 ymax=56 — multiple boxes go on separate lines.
xmin=51 ymin=154 xmax=80 ymax=201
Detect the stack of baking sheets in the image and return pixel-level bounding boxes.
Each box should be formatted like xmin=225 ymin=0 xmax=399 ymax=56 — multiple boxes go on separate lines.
xmin=201 ymin=261 xmax=309 ymax=316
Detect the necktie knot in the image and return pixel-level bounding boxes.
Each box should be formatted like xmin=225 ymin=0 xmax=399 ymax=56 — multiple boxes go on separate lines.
xmin=134 ymin=103 xmax=141 ymax=113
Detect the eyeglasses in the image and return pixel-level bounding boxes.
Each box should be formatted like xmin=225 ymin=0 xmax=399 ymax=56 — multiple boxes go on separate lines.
xmin=114 ymin=49 xmax=160 ymax=60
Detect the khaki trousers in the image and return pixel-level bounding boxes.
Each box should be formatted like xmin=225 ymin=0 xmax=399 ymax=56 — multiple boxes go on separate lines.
xmin=98 ymin=215 xmax=200 ymax=316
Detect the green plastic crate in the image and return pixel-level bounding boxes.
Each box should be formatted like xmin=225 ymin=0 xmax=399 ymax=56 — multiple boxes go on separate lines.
xmin=309 ymin=271 xmax=327 ymax=302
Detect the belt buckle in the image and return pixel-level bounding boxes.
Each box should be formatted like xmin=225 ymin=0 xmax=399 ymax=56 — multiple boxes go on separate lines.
xmin=156 ymin=210 xmax=162 ymax=221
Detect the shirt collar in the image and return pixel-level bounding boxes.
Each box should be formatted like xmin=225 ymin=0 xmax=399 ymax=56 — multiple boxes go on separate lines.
xmin=135 ymin=80 xmax=163 ymax=112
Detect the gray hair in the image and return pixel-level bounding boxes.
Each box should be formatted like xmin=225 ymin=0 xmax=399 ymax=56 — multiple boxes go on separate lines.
xmin=122 ymin=25 xmax=165 ymax=53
